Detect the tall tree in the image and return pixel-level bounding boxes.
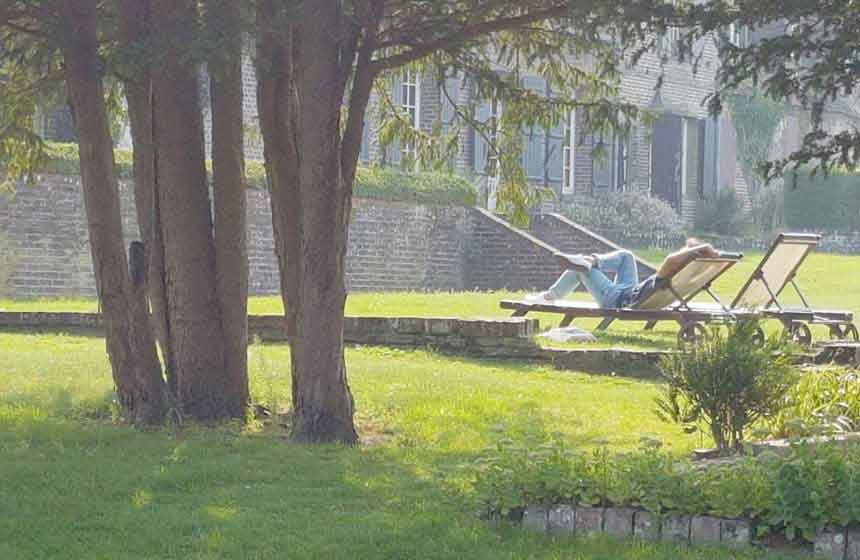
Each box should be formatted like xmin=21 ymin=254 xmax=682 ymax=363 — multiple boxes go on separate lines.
xmin=682 ymin=0 xmax=860 ymax=177
xmin=58 ymin=0 xmax=166 ymax=425
xmin=255 ymin=0 xmax=682 ymax=443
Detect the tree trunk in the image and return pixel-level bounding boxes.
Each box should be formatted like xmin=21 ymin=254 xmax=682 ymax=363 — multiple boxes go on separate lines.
xmin=151 ymin=0 xmax=231 ymax=421
xmin=60 ymin=0 xmax=166 ymax=425
xmin=119 ymin=0 xmax=174 ymax=392
xmin=257 ymin=0 xmax=371 ymax=444
xmin=207 ymin=0 xmax=249 ymax=418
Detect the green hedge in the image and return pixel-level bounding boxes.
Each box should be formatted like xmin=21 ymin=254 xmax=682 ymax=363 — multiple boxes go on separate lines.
xmin=475 ymin=435 xmax=860 ymax=543
xmin=35 ymin=142 xmax=477 ymax=207
xmin=784 ymin=170 xmax=860 ymax=233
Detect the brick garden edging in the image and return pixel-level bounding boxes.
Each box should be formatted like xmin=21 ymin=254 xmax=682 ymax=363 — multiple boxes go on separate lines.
xmin=512 ymin=504 xmax=860 ymax=558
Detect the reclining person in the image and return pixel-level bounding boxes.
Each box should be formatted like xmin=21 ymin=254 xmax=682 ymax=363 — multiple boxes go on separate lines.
xmin=527 ymin=239 xmax=721 ymax=309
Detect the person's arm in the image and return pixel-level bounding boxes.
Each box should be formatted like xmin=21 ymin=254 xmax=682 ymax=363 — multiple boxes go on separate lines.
xmin=657 ymin=244 xmax=719 ymax=278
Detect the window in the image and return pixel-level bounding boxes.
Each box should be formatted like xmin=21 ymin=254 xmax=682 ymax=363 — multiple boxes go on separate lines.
xmin=728 ymin=23 xmax=749 ymax=48
xmin=562 ymin=110 xmax=576 ymax=194
xmin=660 ymin=0 xmax=681 ymax=54
xmin=400 ymin=70 xmax=421 ymax=165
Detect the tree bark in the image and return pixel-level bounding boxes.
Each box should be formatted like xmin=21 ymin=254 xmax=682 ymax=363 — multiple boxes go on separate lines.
xmin=151 ymin=0 xmax=231 ymax=421
xmin=258 ymin=0 xmax=380 ymax=443
xmin=119 ymin=0 xmax=174 ymax=392
xmin=207 ymin=0 xmax=249 ymax=418
xmin=60 ymin=0 xmax=166 ymax=425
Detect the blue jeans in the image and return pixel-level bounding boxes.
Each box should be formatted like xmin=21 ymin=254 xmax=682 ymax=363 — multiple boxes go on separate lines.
xmin=547 ymin=250 xmax=640 ymax=308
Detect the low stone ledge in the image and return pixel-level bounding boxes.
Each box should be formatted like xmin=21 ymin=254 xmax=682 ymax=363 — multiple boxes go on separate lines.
xmin=506 ymin=504 xmax=860 ymax=557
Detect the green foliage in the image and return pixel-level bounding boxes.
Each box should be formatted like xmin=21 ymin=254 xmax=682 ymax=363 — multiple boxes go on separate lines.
xmin=750 ymin=183 xmax=784 ymax=236
xmin=20 ymin=143 xmax=477 ymax=207
xmin=771 ymin=368 xmax=860 ymax=439
xmin=723 ymin=93 xmax=787 ymax=186
xmin=475 ymin=429 xmax=860 ymax=544
xmin=564 ymin=192 xmax=685 ymax=245
xmin=784 ymin=170 xmax=860 ymax=233
xmin=0 ymin=232 xmax=17 ymax=299
xmin=694 ymin=188 xmax=748 ymax=236
xmin=656 ymin=321 xmax=797 ymax=451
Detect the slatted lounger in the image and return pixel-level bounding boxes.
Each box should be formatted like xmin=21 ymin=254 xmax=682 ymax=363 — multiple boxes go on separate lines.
xmin=500 ymin=254 xmax=747 ymax=345
xmin=728 ymin=233 xmax=856 ymax=344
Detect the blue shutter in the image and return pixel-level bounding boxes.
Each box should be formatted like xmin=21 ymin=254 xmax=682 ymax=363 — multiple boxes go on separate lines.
xmin=521 ymin=76 xmax=546 ymax=183
xmin=592 ymin=133 xmax=613 ymax=192
xmin=472 ymin=98 xmax=492 ymax=174
xmin=440 ymin=75 xmax=460 ymax=134
xmin=703 ymin=117 xmax=718 ymax=196
xmin=546 ymin=112 xmax=565 ymax=189
xmin=387 ymin=74 xmax=403 ymax=167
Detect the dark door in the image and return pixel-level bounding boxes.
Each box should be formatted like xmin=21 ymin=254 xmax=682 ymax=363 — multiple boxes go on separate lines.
xmin=650 ymin=113 xmax=684 ymax=209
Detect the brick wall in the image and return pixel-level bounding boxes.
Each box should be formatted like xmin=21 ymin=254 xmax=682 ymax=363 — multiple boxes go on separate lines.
xmin=0 ymin=175 xmax=469 ymax=298
xmin=2 ymin=174 xmax=691 ymax=300
xmin=528 ymin=214 xmax=657 ymax=281
xmin=464 ymin=208 xmax=565 ymax=291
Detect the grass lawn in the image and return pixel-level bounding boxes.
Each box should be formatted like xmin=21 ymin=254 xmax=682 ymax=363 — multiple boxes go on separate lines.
xmin=4 ymin=251 xmax=858 ymax=350
xmin=0 ymin=332 xmax=800 ymax=559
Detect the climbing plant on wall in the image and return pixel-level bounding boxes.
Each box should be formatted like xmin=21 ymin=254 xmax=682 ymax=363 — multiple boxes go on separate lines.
xmin=724 ymin=92 xmax=787 ymax=187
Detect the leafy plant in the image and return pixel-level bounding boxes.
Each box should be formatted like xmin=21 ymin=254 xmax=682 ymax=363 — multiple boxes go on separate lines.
xmin=12 ymin=142 xmax=478 ymax=207
xmin=656 ymin=320 xmax=797 ymax=452
xmin=783 ymin=169 xmax=860 ymax=234
xmin=750 ymin=182 xmax=784 ymax=236
xmin=564 ymin=191 xmax=685 ymax=246
xmin=694 ymin=187 xmax=748 ymax=236
xmin=0 ymin=232 xmax=17 ymax=300
xmin=771 ymin=368 xmax=860 ymax=439
xmin=724 ymin=92 xmax=787 ymax=189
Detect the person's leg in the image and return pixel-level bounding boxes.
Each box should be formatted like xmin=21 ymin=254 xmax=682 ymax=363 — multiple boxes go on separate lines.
xmin=546 ymin=270 xmax=581 ymax=299
xmin=594 ymin=250 xmax=639 ymax=287
xmin=579 ymin=267 xmax=626 ymax=308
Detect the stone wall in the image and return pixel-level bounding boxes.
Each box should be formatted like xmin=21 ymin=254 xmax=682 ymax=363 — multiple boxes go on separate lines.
xmin=528 ymin=214 xmax=657 ymax=281
xmin=464 ymin=208 xmax=564 ymax=291
xmin=1 ymin=174 xmax=679 ymax=299
xmin=0 ymin=175 xmax=469 ymax=298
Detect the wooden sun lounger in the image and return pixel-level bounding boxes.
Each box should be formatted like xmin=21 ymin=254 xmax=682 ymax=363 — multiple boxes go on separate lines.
xmin=501 ymin=254 xmax=746 ymax=344
xmin=728 ymin=233 xmax=856 ymax=343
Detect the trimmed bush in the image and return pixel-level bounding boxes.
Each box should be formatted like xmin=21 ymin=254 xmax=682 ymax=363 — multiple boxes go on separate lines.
xmin=694 ymin=187 xmax=749 ymax=236
xmin=564 ymin=192 xmax=685 ymax=247
xmin=784 ymin=170 xmax=860 ymax=233
xmin=30 ymin=142 xmax=477 ymax=207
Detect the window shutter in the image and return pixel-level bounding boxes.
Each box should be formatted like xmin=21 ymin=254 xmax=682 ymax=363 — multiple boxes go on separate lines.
xmin=472 ymin=98 xmax=492 ymax=174
xmin=702 ymin=117 xmax=718 ymax=196
xmin=521 ymin=76 xmax=546 ymax=183
xmin=440 ymin=76 xmax=460 ymax=134
xmin=546 ymin=111 xmax=566 ymax=189
xmin=387 ymin=74 xmax=403 ymax=166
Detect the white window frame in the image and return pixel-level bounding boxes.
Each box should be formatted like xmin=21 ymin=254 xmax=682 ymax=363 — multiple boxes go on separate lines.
xmin=681 ymin=118 xmax=689 ymax=196
xmin=400 ymin=70 xmax=421 ymax=165
xmin=487 ymin=99 xmax=503 ymax=211
xmin=728 ymin=23 xmax=748 ymax=48
xmin=562 ymin=109 xmax=576 ymax=194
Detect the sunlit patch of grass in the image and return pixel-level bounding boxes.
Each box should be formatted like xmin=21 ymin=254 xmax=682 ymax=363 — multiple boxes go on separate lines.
xmin=0 ymin=332 xmax=807 ymax=559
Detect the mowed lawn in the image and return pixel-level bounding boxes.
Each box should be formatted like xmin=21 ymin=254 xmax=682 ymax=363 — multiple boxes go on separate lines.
xmin=4 ymin=251 xmax=859 ymax=350
xmin=0 ymin=333 xmax=800 ymax=559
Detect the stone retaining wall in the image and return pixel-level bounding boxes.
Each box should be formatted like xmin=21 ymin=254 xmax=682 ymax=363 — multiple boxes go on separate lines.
xmin=1 ymin=174 xmax=652 ymax=298
xmin=0 ymin=311 xmax=540 ymax=359
xmin=514 ymin=503 xmax=860 ymax=558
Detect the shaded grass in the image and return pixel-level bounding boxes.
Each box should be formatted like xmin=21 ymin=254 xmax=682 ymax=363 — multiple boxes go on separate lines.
xmin=0 ymin=332 xmax=801 ymax=559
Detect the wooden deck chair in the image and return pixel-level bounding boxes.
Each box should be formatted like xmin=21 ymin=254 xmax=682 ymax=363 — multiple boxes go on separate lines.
xmin=728 ymin=233 xmax=856 ymax=343
xmin=501 ymin=254 xmax=746 ymax=345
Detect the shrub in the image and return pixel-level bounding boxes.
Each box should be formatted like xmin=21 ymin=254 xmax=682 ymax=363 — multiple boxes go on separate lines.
xmin=474 ymin=432 xmax=860 ymax=543
xmin=564 ymin=191 xmax=685 ymax=246
xmin=31 ymin=142 xmax=478 ymax=207
xmin=750 ymin=182 xmax=784 ymax=236
xmin=771 ymin=368 xmax=860 ymax=438
xmin=694 ymin=187 xmax=749 ymax=236
xmin=0 ymin=232 xmax=17 ymax=299
xmin=783 ymin=169 xmax=860 ymax=233
xmin=656 ymin=321 xmax=797 ymax=452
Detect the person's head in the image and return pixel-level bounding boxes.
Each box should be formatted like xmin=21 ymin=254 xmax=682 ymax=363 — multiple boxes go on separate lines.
xmin=685 ymin=237 xmax=702 ymax=248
